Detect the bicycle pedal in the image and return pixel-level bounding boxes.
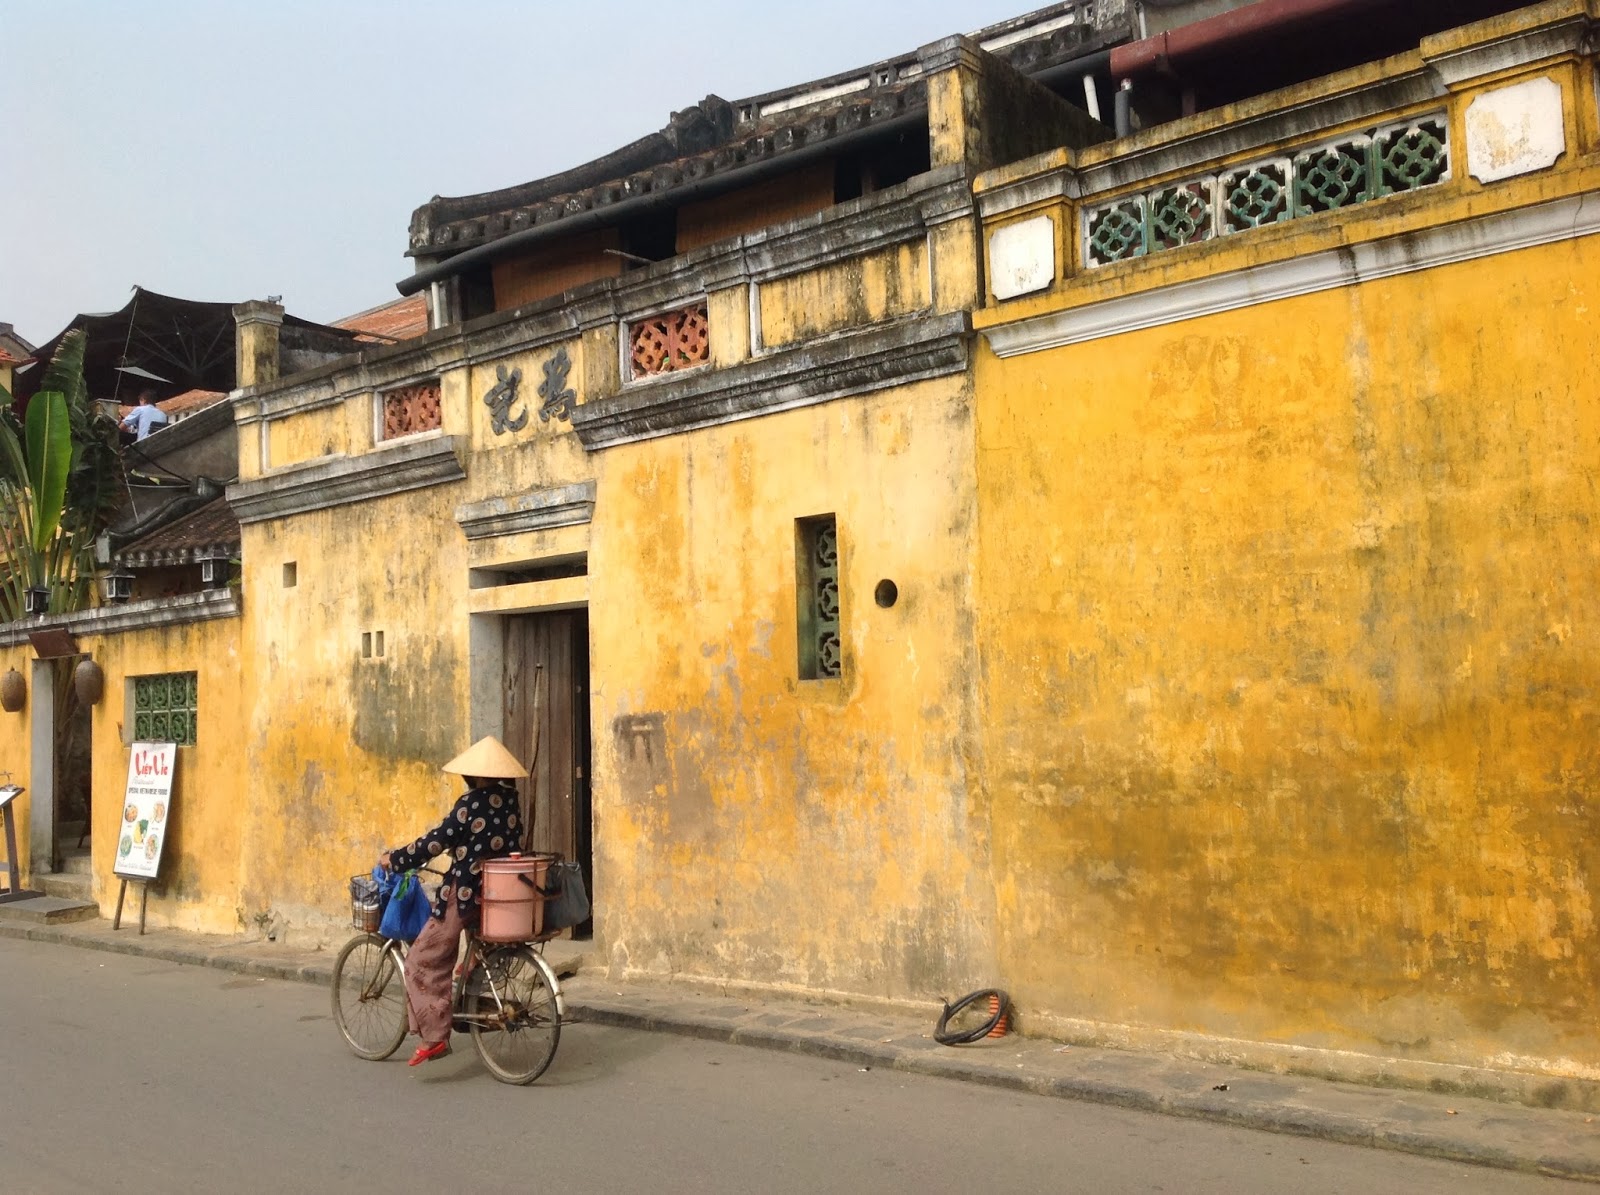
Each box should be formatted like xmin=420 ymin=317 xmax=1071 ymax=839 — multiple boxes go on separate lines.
xmin=452 ymin=1018 xmax=471 ymax=1034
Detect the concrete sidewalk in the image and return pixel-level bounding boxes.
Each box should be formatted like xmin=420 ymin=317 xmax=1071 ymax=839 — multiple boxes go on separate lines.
xmin=4 ymin=912 xmax=1597 ymax=1184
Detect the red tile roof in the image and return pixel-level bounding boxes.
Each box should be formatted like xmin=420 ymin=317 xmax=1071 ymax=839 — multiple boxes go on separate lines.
xmin=0 ymin=347 xmax=23 ymax=366
xmin=117 ymin=389 xmax=229 ymax=422
xmin=335 ymin=294 xmax=429 ymax=342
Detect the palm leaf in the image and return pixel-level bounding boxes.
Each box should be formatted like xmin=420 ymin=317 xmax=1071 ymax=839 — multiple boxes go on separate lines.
xmin=38 ymin=329 xmax=88 ymax=410
xmin=24 ymin=390 xmax=71 ymax=555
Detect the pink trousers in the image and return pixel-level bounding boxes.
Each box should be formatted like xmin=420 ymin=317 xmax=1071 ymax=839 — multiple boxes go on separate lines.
xmin=403 ymin=902 xmax=466 ymax=1044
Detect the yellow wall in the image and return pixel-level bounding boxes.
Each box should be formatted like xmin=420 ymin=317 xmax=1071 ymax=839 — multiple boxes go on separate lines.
xmin=973 ymin=234 xmax=1600 ymax=1072
xmin=587 ymin=374 xmax=993 ymax=996
xmin=230 ymin=336 xmax=597 ymax=939
xmin=267 ymin=406 xmax=352 ymax=470
xmin=759 ymin=242 xmax=932 ymax=351
xmin=0 ymin=615 xmax=248 ymax=933
xmin=234 ymin=490 xmax=474 ymax=934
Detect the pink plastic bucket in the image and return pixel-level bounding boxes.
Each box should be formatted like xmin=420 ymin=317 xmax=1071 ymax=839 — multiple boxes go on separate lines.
xmin=479 ymin=854 xmax=552 ymax=942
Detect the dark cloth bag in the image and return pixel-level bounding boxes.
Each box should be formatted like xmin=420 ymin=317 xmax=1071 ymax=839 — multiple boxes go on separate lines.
xmin=543 ymin=861 xmax=590 ymax=932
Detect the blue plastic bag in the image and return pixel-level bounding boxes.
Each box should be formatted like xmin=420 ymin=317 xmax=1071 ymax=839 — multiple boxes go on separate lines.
xmin=379 ymin=869 xmax=433 ymax=942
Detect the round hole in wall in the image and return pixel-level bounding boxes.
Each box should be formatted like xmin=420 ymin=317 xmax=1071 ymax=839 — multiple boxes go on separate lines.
xmin=874 ymin=579 xmax=899 ymax=609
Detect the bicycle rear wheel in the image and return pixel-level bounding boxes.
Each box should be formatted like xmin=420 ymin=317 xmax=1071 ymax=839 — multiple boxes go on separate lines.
xmin=331 ymin=933 xmax=408 ymax=1060
xmin=468 ymin=945 xmax=560 ymax=1085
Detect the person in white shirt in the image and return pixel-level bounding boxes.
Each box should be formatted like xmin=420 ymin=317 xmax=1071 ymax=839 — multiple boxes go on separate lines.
xmin=119 ymin=390 xmax=170 ymax=442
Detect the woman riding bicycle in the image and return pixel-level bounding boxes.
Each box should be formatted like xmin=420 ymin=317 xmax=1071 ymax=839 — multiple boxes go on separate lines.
xmin=377 ymin=735 xmax=527 ymax=1067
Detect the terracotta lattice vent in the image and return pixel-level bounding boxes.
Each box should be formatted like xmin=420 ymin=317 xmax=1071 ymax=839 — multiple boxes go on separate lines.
xmin=380 ymin=380 xmax=443 ymax=439
xmin=629 ymin=302 xmax=710 ymax=379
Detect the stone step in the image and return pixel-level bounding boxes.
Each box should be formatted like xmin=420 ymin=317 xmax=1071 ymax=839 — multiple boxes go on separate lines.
xmin=37 ymin=872 xmax=93 ymax=901
xmin=61 ymin=852 xmax=93 ymax=876
xmin=0 ymin=894 xmax=99 ymax=924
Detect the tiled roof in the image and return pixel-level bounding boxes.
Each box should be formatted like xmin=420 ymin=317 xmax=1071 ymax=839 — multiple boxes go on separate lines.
xmin=335 ymin=294 xmax=429 ymax=341
xmin=405 ymin=1 xmax=1116 ymax=262
xmin=116 ymin=497 xmax=240 ymax=567
xmin=0 ymin=347 xmax=21 ymax=366
xmin=117 ymin=389 xmax=229 ymax=424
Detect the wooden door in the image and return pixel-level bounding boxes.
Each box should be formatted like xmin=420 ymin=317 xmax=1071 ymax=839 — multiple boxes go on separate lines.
xmin=503 ymin=610 xmax=591 ymax=934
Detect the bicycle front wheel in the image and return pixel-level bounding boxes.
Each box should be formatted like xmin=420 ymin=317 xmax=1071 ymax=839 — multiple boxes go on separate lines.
xmin=468 ymin=945 xmax=560 ymax=1085
xmin=331 ymin=933 xmax=408 ymax=1060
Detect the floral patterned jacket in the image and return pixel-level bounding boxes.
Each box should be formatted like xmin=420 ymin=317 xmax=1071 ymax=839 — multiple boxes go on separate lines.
xmin=388 ymin=781 xmax=521 ymax=924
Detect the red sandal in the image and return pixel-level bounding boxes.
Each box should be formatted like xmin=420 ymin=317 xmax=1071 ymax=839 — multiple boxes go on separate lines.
xmin=407 ymin=1040 xmax=451 ymax=1066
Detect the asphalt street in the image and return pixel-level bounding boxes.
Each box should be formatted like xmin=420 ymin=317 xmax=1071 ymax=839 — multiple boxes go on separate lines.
xmin=0 ymin=937 xmax=1583 ymax=1194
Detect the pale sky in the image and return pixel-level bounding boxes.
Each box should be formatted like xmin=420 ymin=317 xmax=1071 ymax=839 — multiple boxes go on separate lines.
xmin=2 ymin=0 xmax=1037 ymax=345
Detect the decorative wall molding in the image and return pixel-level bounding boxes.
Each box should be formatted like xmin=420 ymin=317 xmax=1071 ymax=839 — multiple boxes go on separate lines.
xmin=0 ymin=589 xmax=241 ymax=647
xmin=228 ymin=434 xmax=465 ymax=525
xmin=1421 ymin=12 xmax=1594 ymax=88
xmin=455 ymin=481 xmax=597 ymax=541
xmin=983 ymin=191 xmax=1600 ymax=357
xmin=572 ymin=312 xmax=970 ymax=450
xmin=236 ymin=167 xmax=973 ymax=423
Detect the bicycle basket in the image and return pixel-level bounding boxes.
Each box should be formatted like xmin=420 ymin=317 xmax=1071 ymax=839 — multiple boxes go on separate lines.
xmin=349 ymin=873 xmax=384 ymax=932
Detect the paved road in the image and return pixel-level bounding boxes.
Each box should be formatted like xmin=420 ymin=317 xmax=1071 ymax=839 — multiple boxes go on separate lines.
xmin=0 ymin=938 xmax=1582 ymax=1194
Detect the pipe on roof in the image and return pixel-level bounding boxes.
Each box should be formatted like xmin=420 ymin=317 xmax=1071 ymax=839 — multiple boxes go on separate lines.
xmin=1029 ymin=47 xmax=1112 ymax=90
xmin=1109 ymin=0 xmax=1388 ymax=81
xmin=397 ymin=110 xmax=928 ymax=297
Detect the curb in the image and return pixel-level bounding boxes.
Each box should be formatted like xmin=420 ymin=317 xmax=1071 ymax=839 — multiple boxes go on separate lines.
xmin=5 ymin=919 xmax=1595 ymax=1183
xmin=568 ymin=1002 xmax=1598 ymax=1184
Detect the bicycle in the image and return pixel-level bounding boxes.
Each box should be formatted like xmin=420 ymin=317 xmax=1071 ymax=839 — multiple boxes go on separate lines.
xmin=331 ymin=873 xmax=565 ymax=1085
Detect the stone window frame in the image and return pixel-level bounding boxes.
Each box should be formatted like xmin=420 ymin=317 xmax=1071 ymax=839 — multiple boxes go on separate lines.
xmin=373 ymin=377 xmax=444 ymax=443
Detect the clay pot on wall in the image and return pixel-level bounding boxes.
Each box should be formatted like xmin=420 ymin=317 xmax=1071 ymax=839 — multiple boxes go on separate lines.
xmin=74 ymin=659 xmax=104 ymax=706
xmin=1 ymin=668 xmax=24 ymax=713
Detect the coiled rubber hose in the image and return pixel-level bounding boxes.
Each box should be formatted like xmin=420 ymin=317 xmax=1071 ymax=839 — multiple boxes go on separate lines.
xmin=934 ymin=989 xmax=1010 ymax=1045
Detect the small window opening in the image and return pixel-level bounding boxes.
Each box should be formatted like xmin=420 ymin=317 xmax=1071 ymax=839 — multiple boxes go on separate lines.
xmin=462 ymin=265 xmax=496 ymax=322
xmin=375 ymin=631 xmax=385 ymax=658
xmin=619 ymin=209 xmax=679 ymax=267
xmin=282 ymin=562 xmax=298 ymax=588
xmin=362 ymin=632 xmax=372 ymax=659
xmin=796 ymin=515 xmax=841 ymax=680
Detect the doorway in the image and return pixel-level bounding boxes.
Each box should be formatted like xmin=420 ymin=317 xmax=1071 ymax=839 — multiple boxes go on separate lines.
xmin=28 ymin=655 xmax=92 ymax=874
xmin=502 ymin=610 xmax=591 ymax=937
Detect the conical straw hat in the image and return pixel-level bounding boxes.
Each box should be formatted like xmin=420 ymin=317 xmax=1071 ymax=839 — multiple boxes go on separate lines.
xmin=441 ymin=735 xmax=529 ymax=779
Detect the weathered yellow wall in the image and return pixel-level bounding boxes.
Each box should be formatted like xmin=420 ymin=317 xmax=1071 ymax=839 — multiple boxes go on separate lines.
xmin=235 ymin=491 xmax=473 ymax=937
xmin=0 ymin=616 xmax=247 ymax=933
xmin=267 ymin=406 xmax=352 ymax=470
xmin=974 ymin=234 xmax=1600 ymax=1073
xmin=87 ymin=617 xmax=247 ymax=932
xmin=230 ymin=336 xmax=597 ymax=941
xmin=587 ymin=375 xmax=993 ymax=997
xmin=758 ymin=242 xmax=931 ymax=350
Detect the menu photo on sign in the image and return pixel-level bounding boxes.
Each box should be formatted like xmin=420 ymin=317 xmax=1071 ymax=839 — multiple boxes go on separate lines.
xmin=115 ymin=742 xmax=177 ymax=881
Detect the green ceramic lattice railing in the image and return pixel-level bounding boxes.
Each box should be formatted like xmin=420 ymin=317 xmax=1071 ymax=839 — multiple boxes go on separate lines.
xmin=1084 ymin=115 xmax=1450 ymax=268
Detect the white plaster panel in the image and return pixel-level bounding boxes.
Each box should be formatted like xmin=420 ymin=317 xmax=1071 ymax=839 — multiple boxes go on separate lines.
xmin=1466 ymin=76 xmax=1566 ymax=184
xmin=989 ymin=216 xmax=1056 ymax=301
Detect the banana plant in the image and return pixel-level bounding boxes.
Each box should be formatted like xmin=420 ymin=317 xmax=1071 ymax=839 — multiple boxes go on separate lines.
xmin=0 ymin=329 xmax=120 ymax=620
